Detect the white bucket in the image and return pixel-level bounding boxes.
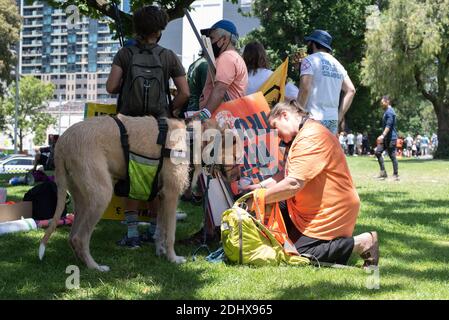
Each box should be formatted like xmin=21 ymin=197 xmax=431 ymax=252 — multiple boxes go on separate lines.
xmin=0 ymin=218 xmax=37 ymax=235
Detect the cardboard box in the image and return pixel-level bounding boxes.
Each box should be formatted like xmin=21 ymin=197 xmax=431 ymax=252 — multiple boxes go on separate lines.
xmin=0 ymin=201 xmax=32 ymax=223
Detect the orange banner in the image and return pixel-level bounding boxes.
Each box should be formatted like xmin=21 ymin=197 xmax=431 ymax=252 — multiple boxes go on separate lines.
xmin=212 ymin=92 xmax=285 ymax=195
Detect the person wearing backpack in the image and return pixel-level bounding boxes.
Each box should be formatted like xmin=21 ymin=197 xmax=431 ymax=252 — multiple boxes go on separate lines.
xmin=106 ymin=5 xmax=189 ymax=118
xmin=106 ymin=5 xmax=189 ymax=248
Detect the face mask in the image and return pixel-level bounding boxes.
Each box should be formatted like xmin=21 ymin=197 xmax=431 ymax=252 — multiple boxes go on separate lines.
xmin=212 ymin=38 xmax=223 ymax=58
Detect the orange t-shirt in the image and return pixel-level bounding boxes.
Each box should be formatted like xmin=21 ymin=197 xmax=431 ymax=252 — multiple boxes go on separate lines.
xmin=199 ymin=50 xmax=248 ymax=107
xmin=285 ymin=120 xmax=360 ymax=240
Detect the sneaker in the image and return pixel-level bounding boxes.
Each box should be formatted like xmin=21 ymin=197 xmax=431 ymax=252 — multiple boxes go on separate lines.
xmin=140 ymin=223 xmax=157 ymax=243
xmin=116 ymin=235 xmax=141 ymax=249
xmin=376 ymin=170 xmax=388 ymax=180
xmin=180 ymin=194 xmax=202 ymax=206
xmin=360 ymin=231 xmax=379 ymax=268
xmin=392 ymin=174 xmax=400 ymax=181
xmin=176 ymin=211 xmax=187 ymax=221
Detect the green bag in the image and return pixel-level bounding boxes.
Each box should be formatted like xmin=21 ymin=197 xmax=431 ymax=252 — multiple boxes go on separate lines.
xmin=128 ymin=152 xmax=160 ymax=201
xmin=220 ymin=193 xmax=310 ymax=266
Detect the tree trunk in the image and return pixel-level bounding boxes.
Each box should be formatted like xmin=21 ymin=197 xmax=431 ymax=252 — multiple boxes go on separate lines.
xmin=18 ymin=130 xmax=23 ymax=153
xmin=434 ymin=103 xmax=449 ymax=159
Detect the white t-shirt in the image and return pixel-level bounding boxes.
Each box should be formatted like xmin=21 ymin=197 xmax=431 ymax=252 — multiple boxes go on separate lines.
xmin=406 ymin=136 xmax=414 ymax=147
xmin=300 ymin=52 xmax=348 ymax=121
xmin=246 ymin=68 xmax=299 ymax=101
xmin=356 ymin=133 xmax=363 ymax=145
xmin=347 ymin=133 xmax=355 ymax=145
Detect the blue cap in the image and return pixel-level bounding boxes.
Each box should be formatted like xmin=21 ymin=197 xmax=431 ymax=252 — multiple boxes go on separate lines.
xmin=200 ymin=19 xmax=239 ymax=38
xmin=305 ymin=30 xmax=332 ymax=51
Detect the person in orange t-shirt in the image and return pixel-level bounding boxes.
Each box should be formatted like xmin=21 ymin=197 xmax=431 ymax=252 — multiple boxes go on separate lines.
xmin=249 ymin=100 xmax=379 ymax=267
xmin=186 ymin=20 xmax=248 ymax=121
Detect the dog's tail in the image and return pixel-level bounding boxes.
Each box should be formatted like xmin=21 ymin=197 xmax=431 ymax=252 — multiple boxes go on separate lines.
xmin=39 ymin=153 xmax=69 ymax=261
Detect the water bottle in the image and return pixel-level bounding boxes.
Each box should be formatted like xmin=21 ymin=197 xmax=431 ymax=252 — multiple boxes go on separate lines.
xmin=0 ymin=218 xmax=37 ymax=236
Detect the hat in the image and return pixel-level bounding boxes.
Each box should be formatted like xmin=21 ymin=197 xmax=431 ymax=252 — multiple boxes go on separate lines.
xmin=200 ymin=19 xmax=239 ymax=38
xmin=304 ymin=30 xmax=332 ymax=51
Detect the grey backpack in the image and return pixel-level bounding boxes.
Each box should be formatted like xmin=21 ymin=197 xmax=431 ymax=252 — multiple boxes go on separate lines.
xmin=118 ymin=44 xmax=170 ymax=117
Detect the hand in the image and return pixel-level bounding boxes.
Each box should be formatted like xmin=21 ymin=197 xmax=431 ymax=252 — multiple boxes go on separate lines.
xmin=188 ymin=108 xmax=211 ymax=122
xmin=242 ymin=184 xmax=261 ymax=192
xmin=377 ymin=135 xmax=384 ymax=144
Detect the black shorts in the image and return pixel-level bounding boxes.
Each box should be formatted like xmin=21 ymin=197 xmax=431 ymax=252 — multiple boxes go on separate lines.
xmin=279 ymin=201 xmax=355 ymax=265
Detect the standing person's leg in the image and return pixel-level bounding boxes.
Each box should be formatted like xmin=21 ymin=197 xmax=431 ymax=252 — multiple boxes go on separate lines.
xmin=117 ymin=198 xmax=141 ymax=248
xmin=349 ymin=144 xmax=354 ymax=156
xmin=387 ymin=140 xmax=399 ymax=179
xmin=375 ymin=143 xmax=387 ymax=178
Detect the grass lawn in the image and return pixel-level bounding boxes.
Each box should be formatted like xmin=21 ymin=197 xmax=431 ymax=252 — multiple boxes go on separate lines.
xmin=0 ymin=156 xmax=448 ymax=300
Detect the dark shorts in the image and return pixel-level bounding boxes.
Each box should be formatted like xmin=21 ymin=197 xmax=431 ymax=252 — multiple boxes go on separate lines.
xmin=279 ymin=201 xmax=354 ymax=265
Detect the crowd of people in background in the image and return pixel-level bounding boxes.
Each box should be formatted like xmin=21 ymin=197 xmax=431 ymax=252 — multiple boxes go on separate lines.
xmin=337 ymin=131 xmax=438 ymax=158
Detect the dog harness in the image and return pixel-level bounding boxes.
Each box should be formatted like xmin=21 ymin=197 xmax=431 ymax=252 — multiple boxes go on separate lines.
xmin=110 ymin=115 xmax=186 ymax=201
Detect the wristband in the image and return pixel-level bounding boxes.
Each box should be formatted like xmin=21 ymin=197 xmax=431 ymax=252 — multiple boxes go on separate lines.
xmin=199 ymin=108 xmax=211 ymax=121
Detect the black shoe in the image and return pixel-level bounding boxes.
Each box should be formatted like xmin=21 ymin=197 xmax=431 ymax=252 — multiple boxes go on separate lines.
xmin=116 ymin=235 xmax=141 ymax=249
xmin=139 ymin=223 xmax=156 ymax=243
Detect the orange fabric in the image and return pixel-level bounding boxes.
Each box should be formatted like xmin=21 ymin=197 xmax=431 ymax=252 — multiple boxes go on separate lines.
xmin=211 ymin=92 xmax=284 ymax=194
xmin=250 ymin=189 xmax=298 ymax=255
xmin=200 ymin=50 xmax=248 ymax=107
xmin=285 ymin=120 xmax=360 ymax=241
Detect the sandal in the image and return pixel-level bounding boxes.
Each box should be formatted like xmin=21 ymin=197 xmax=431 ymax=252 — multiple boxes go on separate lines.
xmin=360 ymin=231 xmax=379 ymax=268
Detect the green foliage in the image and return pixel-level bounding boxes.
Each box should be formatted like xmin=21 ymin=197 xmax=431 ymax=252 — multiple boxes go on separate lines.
xmin=2 ymin=76 xmax=56 ymax=151
xmin=243 ymin=0 xmax=389 ymax=137
xmin=0 ymin=0 xmax=21 ymax=95
xmin=45 ymin=0 xmax=239 ymax=39
xmin=244 ymin=0 xmax=376 ymax=82
xmin=362 ymin=0 xmax=449 ymax=157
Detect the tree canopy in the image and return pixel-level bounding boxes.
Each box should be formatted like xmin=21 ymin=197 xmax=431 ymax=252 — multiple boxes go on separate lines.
xmin=0 ymin=0 xmax=21 ymax=95
xmin=362 ymin=0 xmax=449 ymax=157
xmin=45 ymin=0 xmax=238 ymax=38
xmin=0 ymin=76 xmax=56 ymax=151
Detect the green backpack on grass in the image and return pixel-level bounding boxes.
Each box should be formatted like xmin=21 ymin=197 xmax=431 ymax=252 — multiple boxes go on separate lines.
xmin=220 ymin=191 xmax=310 ymax=266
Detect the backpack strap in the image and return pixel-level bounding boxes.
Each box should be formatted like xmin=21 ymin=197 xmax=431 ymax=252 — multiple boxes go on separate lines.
xmin=110 ymin=115 xmax=131 ymax=197
xmin=110 ymin=115 xmax=129 ymax=165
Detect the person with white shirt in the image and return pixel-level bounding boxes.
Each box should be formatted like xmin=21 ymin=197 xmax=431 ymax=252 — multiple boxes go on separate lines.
xmin=347 ymin=131 xmax=355 ymax=156
xmin=243 ymin=41 xmax=299 ymax=102
xmin=297 ymin=30 xmax=356 ymax=134
xmin=356 ymin=132 xmax=363 ymax=155
xmin=405 ymin=134 xmax=414 ymax=158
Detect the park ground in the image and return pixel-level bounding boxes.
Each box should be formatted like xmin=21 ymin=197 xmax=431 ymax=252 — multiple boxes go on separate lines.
xmin=0 ymin=156 xmax=448 ymax=299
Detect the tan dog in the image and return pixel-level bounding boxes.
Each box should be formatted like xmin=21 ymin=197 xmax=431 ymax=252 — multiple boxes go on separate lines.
xmin=38 ymin=114 xmax=190 ymax=271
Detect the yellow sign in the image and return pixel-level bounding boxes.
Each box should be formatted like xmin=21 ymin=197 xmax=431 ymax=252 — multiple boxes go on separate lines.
xmin=258 ymin=58 xmax=289 ymax=107
xmin=84 ymin=102 xmax=117 ymax=118
xmin=84 ymin=102 xmax=152 ymax=221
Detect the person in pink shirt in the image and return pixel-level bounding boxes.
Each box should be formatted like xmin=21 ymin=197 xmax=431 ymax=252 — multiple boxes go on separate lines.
xmin=191 ymin=20 xmax=248 ymax=121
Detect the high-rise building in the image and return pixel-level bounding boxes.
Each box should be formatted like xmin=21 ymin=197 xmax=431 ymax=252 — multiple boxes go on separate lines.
xmin=19 ymin=0 xmax=124 ymax=104
xmin=19 ymin=0 xmax=258 ymax=105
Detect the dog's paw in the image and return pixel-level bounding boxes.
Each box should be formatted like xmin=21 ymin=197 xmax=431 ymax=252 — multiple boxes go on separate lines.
xmin=97 ymin=265 xmax=110 ymax=272
xmin=170 ymin=255 xmax=187 ymax=264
